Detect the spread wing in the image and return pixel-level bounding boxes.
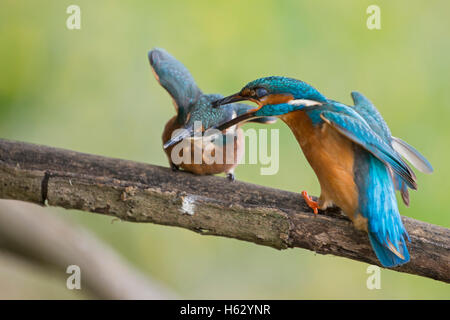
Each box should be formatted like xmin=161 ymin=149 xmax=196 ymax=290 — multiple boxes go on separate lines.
xmin=350 ymin=91 xmax=392 ymax=141
xmin=351 ymin=91 xmax=432 ymax=173
xmin=320 ymin=110 xmax=417 ymax=190
xmin=391 ymin=137 xmax=433 ymax=174
xmin=350 ymin=91 xmax=433 ymax=205
xmin=148 ymin=48 xmax=202 ymax=121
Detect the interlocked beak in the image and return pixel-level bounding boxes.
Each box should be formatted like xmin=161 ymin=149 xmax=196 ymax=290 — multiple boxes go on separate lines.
xmin=210 ymin=92 xmax=260 ymax=131
xmin=211 ymin=93 xmax=246 ymax=108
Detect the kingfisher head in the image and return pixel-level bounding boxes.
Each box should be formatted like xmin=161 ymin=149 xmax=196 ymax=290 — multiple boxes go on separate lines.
xmin=211 ymin=76 xmax=327 ymax=128
xmin=149 ymin=48 xmax=240 ymax=149
xmin=163 ymin=94 xmax=237 ymax=149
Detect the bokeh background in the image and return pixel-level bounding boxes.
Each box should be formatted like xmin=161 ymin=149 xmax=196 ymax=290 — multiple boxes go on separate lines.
xmin=0 ymin=0 xmax=449 ymax=299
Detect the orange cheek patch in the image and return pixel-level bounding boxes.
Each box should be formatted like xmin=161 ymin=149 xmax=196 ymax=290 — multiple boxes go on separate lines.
xmin=247 ymin=94 xmax=294 ymax=113
xmin=260 ymin=94 xmax=294 ymax=106
xmin=246 ymin=98 xmax=263 ymax=112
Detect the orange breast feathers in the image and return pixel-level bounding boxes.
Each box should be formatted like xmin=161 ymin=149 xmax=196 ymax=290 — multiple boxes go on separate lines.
xmin=162 ymin=116 xmax=244 ymax=175
xmin=281 ymin=111 xmax=360 ymax=220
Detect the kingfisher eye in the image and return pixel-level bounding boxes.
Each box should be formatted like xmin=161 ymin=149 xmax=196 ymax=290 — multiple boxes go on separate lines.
xmin=255 ymin=87 xmax=268 ymax=98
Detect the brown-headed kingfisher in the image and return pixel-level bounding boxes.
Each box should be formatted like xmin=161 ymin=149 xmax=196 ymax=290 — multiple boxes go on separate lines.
xmin=148 ymin=49 xmax=276 ymax=181
xmin=211 ymin=76 xmax=433 ymax=267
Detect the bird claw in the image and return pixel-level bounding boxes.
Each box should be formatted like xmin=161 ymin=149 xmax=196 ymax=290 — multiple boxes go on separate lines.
xmin=301 ymin=190 xmax=319 ymax=214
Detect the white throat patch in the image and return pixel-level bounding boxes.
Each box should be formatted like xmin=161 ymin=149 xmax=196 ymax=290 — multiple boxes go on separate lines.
xmin=288 ymin=99 xmax=322 ymax=107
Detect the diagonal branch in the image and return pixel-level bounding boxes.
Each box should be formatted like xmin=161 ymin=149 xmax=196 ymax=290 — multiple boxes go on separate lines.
xmin=0 ymin=138 xmax=448 ymax=283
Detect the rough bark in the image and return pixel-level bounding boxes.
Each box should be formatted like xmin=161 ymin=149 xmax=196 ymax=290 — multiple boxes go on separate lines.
xmin=0 ymin=139 xmax=448 ymax=283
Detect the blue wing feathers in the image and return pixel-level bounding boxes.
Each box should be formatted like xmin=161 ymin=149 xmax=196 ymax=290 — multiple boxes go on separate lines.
xmin=391 ymin=137 xmax=434 ymax=174
xmin=350 ymin=91 xmax=392 ymax=140
xmin=350 ymin=91 xmax=432 ymax=205
xmin=319 ymin=110 xmax=417 ymax=190
xmin=319 ymin=103 xmax=412 ymax=267
xmin=149 ymin=48 xmax=202 ymax=119
xmin=312 ymin=95 xmax=423 ymax=267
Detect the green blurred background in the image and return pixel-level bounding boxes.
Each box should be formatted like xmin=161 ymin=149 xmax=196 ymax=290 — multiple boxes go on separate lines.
xmin=0 ymin=0 xmax=449 ymax=298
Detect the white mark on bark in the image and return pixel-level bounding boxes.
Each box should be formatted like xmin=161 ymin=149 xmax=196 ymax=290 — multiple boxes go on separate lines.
xmin=181 ymin=195 xmax=196 ymax=215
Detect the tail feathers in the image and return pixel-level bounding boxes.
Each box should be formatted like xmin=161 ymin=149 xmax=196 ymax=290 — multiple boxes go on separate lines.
xmin=368 ymin=232 xmax=410 ymax=267
xmin=359 ymin=153 xmax=411 ymax=268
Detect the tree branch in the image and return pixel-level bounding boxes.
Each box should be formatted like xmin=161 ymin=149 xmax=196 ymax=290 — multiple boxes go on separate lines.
xmin=0 ymin=139 xmax=448 ymax=283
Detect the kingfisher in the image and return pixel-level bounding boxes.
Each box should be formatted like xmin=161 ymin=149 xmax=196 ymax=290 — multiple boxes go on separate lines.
xmin=210 ymin=76 xmax=433 ymax=267
xmin=148 ymin=49 xmax=276 ymax=180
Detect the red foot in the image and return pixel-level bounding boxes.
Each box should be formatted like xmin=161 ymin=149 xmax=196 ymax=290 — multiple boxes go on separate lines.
xmin=301 ymin=190 xmax=319 ymax=215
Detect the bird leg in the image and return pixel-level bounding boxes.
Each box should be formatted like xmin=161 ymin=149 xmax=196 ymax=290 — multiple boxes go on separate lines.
xmin=227 ymin=173 xmax=235 ymax=182
xmin=169 ymin=162 xmax=179 ymax=172
xmin=301 ymin=190 xmax=319 ymax=214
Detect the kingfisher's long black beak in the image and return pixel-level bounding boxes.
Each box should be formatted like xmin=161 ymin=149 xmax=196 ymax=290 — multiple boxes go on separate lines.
xmin=211 ymin=93 xmax=246 ymax=108
xmin=214 ymin=112 xmax=258 ymax=131
xmin=210 ymin=93 xmax=262 ymax=131
xmin=163 ymin=127 xmax=194 ymax=149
